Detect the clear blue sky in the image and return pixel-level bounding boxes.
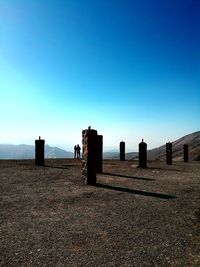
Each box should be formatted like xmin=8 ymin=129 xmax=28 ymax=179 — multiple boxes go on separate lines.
xmin=0 ymin=0 xmax=199 ymax=152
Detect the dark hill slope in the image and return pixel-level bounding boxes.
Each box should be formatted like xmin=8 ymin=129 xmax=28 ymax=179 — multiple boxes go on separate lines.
xmin=148 ymin=131 xmax=200 ymax=161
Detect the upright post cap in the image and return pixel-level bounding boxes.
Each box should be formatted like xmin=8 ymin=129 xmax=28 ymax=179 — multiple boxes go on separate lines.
xmin=39 ymin=136 xmax=41 ymax=140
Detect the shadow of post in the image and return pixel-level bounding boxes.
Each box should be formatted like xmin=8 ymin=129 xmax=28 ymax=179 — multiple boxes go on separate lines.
xmin=96 ymin=183 xmax=176 ymax=200
xmin=102 ymin=172 xmax=154 ymax=181
xmin=44 ymin=165 xmax=69 ymax=170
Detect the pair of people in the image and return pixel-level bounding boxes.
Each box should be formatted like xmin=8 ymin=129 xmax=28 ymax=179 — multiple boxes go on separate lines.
xmin=74 ymin=144 xmax=81 ymax=159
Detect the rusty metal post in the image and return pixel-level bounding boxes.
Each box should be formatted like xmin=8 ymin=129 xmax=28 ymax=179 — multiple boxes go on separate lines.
xmin=139 ymin=139 xmax=147 ymax=168
xmin=120 ymin=141 xmax=125 ymax=161
xmin=166 ymin=142 xmax=172 ymax=165
xmin=35 ymin=136 xmax=45 ymax=166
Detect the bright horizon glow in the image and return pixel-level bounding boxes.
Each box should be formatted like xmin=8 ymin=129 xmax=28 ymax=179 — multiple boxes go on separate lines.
xmin=0 ymin=0 xmax=199 ymax=153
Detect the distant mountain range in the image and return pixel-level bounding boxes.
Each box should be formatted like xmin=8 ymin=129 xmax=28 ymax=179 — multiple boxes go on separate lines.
xmin=124 ymin=131 xmax=200 ymax=161
xmin=0 ymin=144 xmax=73 ymax=159
xmin=0 ymin=131 xmax=199 ymax=160
xmin=147 ymin=131 xmax=200 ymax=161
xmin=104 ymin=131 xmax=200 ymax=161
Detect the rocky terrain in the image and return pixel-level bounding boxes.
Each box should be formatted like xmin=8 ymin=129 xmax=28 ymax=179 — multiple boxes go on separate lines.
xmin=0 ymin=159 xmax=200 ymax=266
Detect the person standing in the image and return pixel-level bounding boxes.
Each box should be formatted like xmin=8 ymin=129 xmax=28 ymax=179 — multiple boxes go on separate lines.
xmin=74 ymin=145 xmax=77 ymax=159
xmin=76 ymin=144 xmax=81 ymax=159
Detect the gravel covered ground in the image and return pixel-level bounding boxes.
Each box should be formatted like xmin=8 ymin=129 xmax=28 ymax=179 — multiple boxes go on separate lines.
xmin=0 ymin=159 xmax=200 ymax=266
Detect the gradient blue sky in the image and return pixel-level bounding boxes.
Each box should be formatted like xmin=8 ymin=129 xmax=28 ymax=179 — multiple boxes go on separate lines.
xmin=0 ymin=0 xmax=199 ymax=152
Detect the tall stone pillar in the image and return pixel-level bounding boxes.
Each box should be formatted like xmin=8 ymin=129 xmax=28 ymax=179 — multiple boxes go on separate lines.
xmin=120 ymin=141 xmax=125 ymax=161
xmin=166 ymin=142 xmax=172 ymax=165
xmin=183 ymin=144 xmax=189 ymax=162
xmin=35 ymin=136 xmax=45 ymax=166
xmin=82 ymin=127 xmax=98 ymax=185
xmin=139 ymin=139 xmax=147 ymax=168
xmin=97 ymin=135 xmax=103 ymax=173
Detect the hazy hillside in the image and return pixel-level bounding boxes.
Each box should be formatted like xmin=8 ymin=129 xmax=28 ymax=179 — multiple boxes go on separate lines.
xmin=103 ymin=152 xmax=119 ymax=159
xmin=0 ymin=144 xmax=73 ymax=159
xmin=118 ymin=131 xmax=200 ymax=161
xmin=148 ymin=131 xmax=200 ymax=161
xmin=125 ymin=152 xmax=138 ymax=160
xmin=45 ymin=145 xmax=73 ymax=159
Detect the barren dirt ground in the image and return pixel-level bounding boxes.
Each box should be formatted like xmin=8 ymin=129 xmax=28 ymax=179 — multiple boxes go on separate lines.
xmin=0 ymin=159 xmax=200 ymax=267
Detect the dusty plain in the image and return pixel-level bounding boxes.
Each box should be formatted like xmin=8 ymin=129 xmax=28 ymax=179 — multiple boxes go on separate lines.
xmin=0 ymin=159 xmax=200 ymax=266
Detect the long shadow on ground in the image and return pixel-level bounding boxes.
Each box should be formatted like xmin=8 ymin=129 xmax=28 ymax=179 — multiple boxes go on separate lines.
xmin=147 ymin=166 xmax=183 ymax=172
xmin=44 ymin=165 xmax=70 ymax=169
xmin=96 ymin=183 xmax=176 ymax=199
xmin=102 ymin=172 xmax=154 ymax=181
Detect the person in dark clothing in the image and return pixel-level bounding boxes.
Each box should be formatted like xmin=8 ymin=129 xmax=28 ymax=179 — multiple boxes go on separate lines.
xmin=76 ymin=144 xmax=81 ymax=159
xmin=74 ymin=145 xmax=77 ymax=159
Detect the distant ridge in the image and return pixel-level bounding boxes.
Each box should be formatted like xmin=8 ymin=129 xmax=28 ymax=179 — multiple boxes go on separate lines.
xmin=148 ymin=131 xmax=200 ymax=161
xmin=0 ymin=144 xmax=73 ymax=159
xmin=125 ymin=131 xmax=200 ymax=161
xmin=103 ymin=131 xmax=200 ymax=160
xmin=0 ymin=131 xmax=199 ymax=160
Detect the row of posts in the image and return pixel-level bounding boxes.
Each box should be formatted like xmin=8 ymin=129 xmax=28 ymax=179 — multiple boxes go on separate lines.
xmin=120 ymin=141 xmax=188 ymax=166
xmin=35 ymin=131 xmax=189 ymax=186
xmin=34 ymin=129 xmax=104 ymax=186
xmin=35 ymin=137 xmax=189 ymax=168
xmin=34 ymin=132 xmax=103 ymax=173
xmin=80 ymin=128 xmax=190 ymax=186
xmin=166 ymin=143 xmax=188 ymax=164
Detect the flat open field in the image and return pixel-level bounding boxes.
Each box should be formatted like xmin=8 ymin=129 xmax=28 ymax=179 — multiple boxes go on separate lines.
xmin=0 ymin=159 xmax=200 ymax=266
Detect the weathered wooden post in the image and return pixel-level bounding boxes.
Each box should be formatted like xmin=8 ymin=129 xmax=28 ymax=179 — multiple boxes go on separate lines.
xmin=35 ymin=136 xmax=45 ymax=166
xmin=183 ymin=144 xmax=189 ymax=162
xmin=120 ymin=141 xmax=125 ymax=161
xmin=97 ymin=135 xmax=103 ymax=173
xmin=82 ymin=127 xmax=98 ymax=185
xmin=166 ymin=142 xmax=172 ymax=165
xmin=139 ymin=139 xmax=147 ymax=168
